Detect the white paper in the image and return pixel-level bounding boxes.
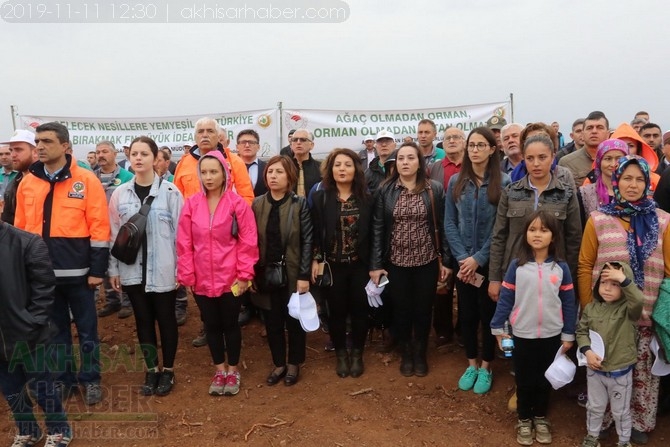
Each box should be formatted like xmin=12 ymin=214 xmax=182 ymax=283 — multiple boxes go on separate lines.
xmin=577 ymin=330 xmax=605 ymax=366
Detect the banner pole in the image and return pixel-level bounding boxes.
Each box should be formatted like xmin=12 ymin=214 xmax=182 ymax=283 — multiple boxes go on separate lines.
xmin=509 ymin=93 xmax=514 ymax=122
xmin=277 ymin=101 xmax=283 ymax=154
xmin=10 ymin=105 xmax=18 ymax=130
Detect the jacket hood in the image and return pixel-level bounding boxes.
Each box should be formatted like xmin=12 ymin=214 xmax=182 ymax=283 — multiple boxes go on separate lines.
xmin=593 ymin=261 xmax=635 ymax=303
xmin=197 ymin=149 xmax=231 ymax=194
xmin=611 ymin=123 xmax=658 ymax=172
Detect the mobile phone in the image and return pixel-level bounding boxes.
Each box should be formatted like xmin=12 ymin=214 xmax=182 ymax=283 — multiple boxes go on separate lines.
xmin=378 ymin=274 xmax=390 ymax=287
xmin=231 ymin=280 xmax=252 ymax=297
xmin=471 ymin=273 xmax=485 ymax=288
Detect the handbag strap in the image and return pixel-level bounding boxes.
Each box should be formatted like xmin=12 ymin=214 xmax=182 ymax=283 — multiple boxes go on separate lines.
xmin=137 ymin=178 xmax=162 ymax=216
xmin=321 ymin=189 xmax=328 ymax=257
xmin=427 ymin=185 xmax=442 ymax=267
xmin=283 ymin=196 xmax=295 ymax=252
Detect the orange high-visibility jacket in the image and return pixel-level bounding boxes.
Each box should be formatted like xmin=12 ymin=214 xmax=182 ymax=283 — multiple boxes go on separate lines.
xmin=174 ymin=145 xmax=254 ymax=204
xmin=15 ymin=155 xmax=110 ymax=279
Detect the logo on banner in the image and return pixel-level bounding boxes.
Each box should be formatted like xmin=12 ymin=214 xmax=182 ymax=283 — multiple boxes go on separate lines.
xmin=493 ymin=107 xmax=506 ymax=119
xmin=68 ymin=181 xmax=85 ymax=199
xmin=285 ymin=113 xmax=308 ymax=131
xmin=25 ymin=120 xmax=41 ymax=129
xmin=257 ymin=114 xmax=272 ymax=128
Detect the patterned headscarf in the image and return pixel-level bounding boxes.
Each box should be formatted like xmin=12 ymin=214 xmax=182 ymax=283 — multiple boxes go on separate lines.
xmin=594 ymin=139 xmax=629 ymax=205
xmin=600 ymin=155 xmax=658 ymax=287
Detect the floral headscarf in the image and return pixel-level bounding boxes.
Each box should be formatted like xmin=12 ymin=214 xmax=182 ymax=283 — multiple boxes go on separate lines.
xmin=594 ymin=139 xmax=628 ymax=205
xmin=600 ymin=155 xmax=658 ymax=287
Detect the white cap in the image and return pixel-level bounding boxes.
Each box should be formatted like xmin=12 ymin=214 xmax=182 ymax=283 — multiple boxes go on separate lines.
xmin=1 ymin=129 xmax=36 ymax=146
xmin=298 ymin=292 xmax=320 ymax=332
xmin=544 ymin=347 xmax=576 ymax=390
xmin=287 ymin=292 xmax=301 ymax=320
xmin=375 ymin=130 xmax=395 ymax=141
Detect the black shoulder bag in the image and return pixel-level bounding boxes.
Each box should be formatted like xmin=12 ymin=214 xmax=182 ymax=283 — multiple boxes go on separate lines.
xmin=111 ymin=190 xmax=158 ymax=265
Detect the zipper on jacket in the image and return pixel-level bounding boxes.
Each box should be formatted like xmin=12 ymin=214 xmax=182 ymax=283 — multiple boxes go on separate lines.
xmin=537 ymin=264 xmax=543 ymax=338
xmin=209 ymin=212 xmax=214 ymax=296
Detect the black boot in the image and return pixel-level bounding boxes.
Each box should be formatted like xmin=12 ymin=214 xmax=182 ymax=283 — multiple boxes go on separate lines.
xmin=350 ymin=349 xmax=364 ymax=378
xmin=335 ymin=349 xmax=350 ymax=378
xmin=400 ymin=342 xmax=414 ymax=377
xmin=413 ymin=340 xmax=428 ymax=377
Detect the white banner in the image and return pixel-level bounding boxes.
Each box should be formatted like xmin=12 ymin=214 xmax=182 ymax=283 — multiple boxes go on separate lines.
xmin=283 ymin=102 xmax=510 ymax=159
xmin=19 ymin=109 xmax=281 ymax=161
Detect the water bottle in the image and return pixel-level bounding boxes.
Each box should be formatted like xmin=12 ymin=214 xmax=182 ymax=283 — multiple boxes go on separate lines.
xmin=501 ymin=320 xmax=514 ymax=358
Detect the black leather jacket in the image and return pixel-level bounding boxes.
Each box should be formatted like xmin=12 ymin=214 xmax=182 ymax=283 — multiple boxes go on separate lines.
xmin=252 ymin=193 xmax=314 ymax=286
xmin=310 ymin=188 xmax=372 ymax=265
xmin=370 ymin=179 xmax=451 ymax=270
xmin=0 ymin=222 xmax=57 ymax=362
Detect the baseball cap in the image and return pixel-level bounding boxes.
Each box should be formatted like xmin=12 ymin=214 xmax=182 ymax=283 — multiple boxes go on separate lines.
xmin=544 ymin=346 xmax=576 ymax=390
xmin=298 ymin=292 xmax=320 ymax=332
xmin=375 ymin=130 xmax=395 ymax=141
xmin=486 ymin=115 xmax=507 ymax=130
xmin=1 ymin=129 xmax=36 ymax=146
xmin=363 ymin=136 xmax=375 ymax=142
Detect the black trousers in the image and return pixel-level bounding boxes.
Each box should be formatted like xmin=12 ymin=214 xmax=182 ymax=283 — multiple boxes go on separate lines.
xmin=194 ymin=293 xmax=242 ymax=366
xmin=124 ymin=285 xmax=178 ymax=369
xmin=263 ymin=287 xmax=306 ymax=367
xmin=455 ymin=269 xmax=496 ymax=362
xmin=324 ymin=260 xmax=369 ymax=351
xmin=386 ymin=259 xmax=439 ymax=345
xmin=514 ymin=335 xmax=561 ymax=420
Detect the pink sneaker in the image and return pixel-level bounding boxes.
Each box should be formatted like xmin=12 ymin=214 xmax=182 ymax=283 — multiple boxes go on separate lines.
xmin=208 ymin=371 xmax=226 ymax=396
xmin=224 ymin=371 xmax=241 ymax=396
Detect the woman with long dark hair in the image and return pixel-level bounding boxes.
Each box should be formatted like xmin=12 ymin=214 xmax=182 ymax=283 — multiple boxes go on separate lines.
xmin=310 ymin=148 xmax=372 ymax=378
xmin=445 ymin=127 xmax=509 ymax=394
xmin=369 ymin=142 xmax=450 ymax=377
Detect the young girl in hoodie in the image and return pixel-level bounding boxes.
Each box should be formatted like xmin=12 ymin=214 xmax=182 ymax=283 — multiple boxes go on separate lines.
xmin=491 ymin=210 xmax=577 ymax=446
xmin=177 ymin=151 xmax=258 ymax=397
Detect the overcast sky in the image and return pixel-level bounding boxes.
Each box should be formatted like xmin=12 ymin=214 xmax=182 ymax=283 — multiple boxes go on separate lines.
xmin=1 ymin=0 xmax=668 ymax=142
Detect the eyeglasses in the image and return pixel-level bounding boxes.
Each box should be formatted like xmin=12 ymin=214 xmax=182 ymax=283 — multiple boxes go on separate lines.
xmin=467 ymin=143 xmax=490 ymax=151
xmin=444 ymin=135 xmax=463 ymax=141
xmin=238 ymin=140 xmax=258 ymax=146
xmin=292 ymin=137 xmax=311 ymax=143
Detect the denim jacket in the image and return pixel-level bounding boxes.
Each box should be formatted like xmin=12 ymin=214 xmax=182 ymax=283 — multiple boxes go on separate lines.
xmin=444 ymin=172 xmax=510 ymax=267
xmin=108 ymin=175 xmax=183 ymax=292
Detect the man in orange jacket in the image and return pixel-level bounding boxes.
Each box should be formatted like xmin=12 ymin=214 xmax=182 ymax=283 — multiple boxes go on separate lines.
xmin=174 ymin=117 xmax=253 ymax=204
xmin=15 ymin=122 xmax=110 ymax=406
xmin=173 ymin=117 xmax=254 ymax=346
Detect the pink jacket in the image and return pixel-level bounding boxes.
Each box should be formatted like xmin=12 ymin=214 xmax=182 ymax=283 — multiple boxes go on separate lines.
xmin=177 ymin=151 xmax=259 ymax=297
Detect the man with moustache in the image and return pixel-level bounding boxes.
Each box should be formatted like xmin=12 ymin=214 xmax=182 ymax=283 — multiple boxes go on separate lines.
xmin=500 ymin=123 xmax=524 ymax=174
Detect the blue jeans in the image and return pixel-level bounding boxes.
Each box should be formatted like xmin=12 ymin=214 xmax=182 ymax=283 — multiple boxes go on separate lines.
xmin=0 ymin=352 xmax=70 ymax=436
xmin=50 ymin=278 xmax=101 ymax=386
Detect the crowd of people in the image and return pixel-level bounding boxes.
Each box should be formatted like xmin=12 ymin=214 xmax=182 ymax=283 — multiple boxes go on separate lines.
xmin=1 ymin=109 xmax=670 ymax=447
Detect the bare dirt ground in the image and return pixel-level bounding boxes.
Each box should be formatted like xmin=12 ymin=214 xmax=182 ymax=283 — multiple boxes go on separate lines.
xmin=2 ymin=295 xmax=669 ymax=447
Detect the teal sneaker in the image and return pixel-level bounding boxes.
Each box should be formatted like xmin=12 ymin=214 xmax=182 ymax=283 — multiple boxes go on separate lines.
xmin=458 ymin=366 xmax=478 ymax=391
xmin=473 ymin=368 xmax=492 ymax=394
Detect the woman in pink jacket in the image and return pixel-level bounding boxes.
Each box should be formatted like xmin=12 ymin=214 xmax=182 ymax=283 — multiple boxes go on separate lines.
xmin=177 ymin=151 xmax=259 ymax=397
